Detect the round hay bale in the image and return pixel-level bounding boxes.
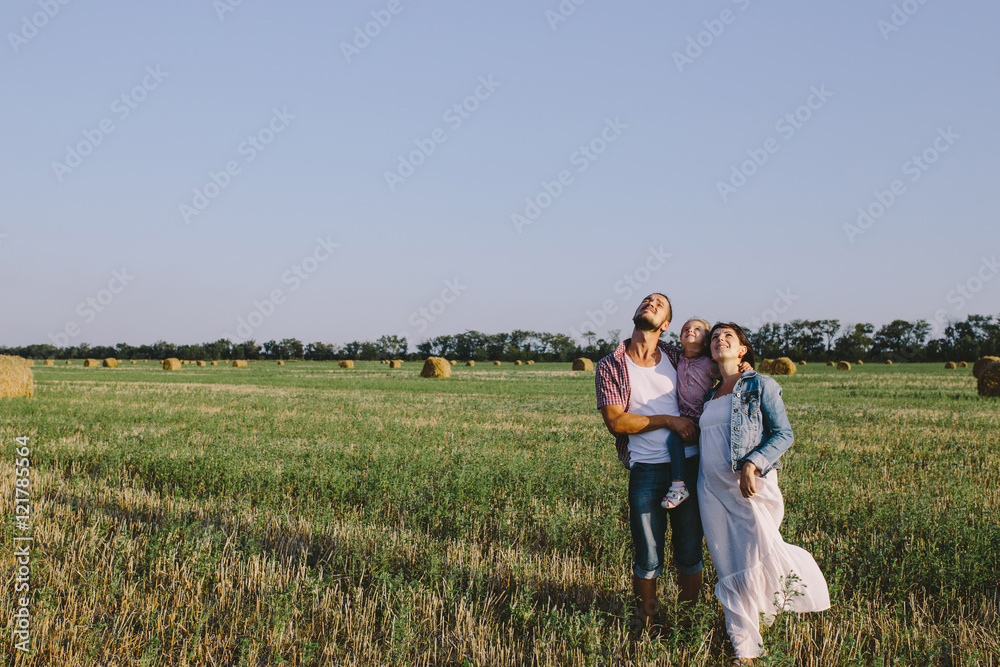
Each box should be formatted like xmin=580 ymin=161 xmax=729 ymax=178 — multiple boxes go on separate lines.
xmin=420 ymin=357 xmax=451 ymax=378
xmin=826 ymin=361 xmax=835 ymax=367
xmin=798 ymin=360 xmax=806 ymax=365
xmin=232 ymin=360 xmax=248 ymax=368
xmin=449 ymin=359 xmax=456 ymax=365
xmin=130 ymin=360 xmax=137 ymax=364
xmin=466 ymin=361 xmax=475 ymax=367
xmin=515 ymin=360 xmax=523 ymax=366
xmin=837 ymin=361 xmax=851 ymax=371
xmin=211 ymin=361 xmax=218 ymax=366
xmin=277 ymin=360 xmax=285 ymax=366
xmin=339 ymin=360 xmax=354 ymax=369
xmin=0 ymin=356 xmax=34 ymax=399
xmin=856 ymin=360 xmax=864 ymax=365
xmin=771 ymin=358 xmax=796 ymax=376
xmin=527 ymin=360 xmax=535 ymax=365
xmin=572 ymin=358 xmax=594 ymax=371
xmin=103 ymin=358 xmax=118 ymax=368
xmin=43 ymin=359 xmax=55 ymax=366
xmin=758 ymin=359 xmax=775 ymax=374
xmin=389 ymin=360 xmax=402 ymax=369
xmin=197 ymin=361 xmax=207 ymax=367
xmin=162 ymin=358 xmax=181 ymax=371
xmin=944 ymin=361 xmax=957 ymax=369
xmin=84 ymin=359 xmax=99 ymax=368
xmin=977 ymin=362 xmax=1000 ymax=397
xmin=973 ymin=357 xmax=1000 ymax=379
xmin=884 ymin=359 xmax=893 ymax=365
xmin=958 ymin=361 xmax=968 ymax=368
xmin=493 ymin=360 xmax=502 ymax=366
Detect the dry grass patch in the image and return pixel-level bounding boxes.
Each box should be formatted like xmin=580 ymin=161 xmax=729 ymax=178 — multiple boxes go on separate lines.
xmin=420 ymin=357 xmax=451 ymax=378
xmin=772 ymin=357 xmax=797 ymax=375
xmin=0 ymin=355 xmax=33 ymax=399
xmin=977 ymin=362 xmax=1000 ymax=397
xmin=973 ymin=356 xmax=1000 ymax=379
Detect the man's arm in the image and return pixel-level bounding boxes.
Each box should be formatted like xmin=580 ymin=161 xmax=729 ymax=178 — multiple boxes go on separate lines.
xmin=600 ymin=405 xmax=697 ymax=443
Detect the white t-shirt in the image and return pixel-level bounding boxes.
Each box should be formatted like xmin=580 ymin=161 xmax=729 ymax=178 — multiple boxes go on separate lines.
xmin=626 ymin=352 xmax=698 ymax=464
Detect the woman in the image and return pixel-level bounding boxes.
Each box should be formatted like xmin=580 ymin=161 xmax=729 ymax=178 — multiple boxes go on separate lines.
xmin=697 ymin=323 xmax=830 ymax=664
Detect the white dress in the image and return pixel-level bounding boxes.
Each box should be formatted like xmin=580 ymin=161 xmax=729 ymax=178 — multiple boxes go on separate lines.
xmin=697 ymin=394 xmax=830 ymax=658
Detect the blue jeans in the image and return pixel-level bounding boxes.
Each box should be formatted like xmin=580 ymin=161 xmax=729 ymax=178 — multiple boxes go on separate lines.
xmin=628 ymin=457 xmax=704 ymax=579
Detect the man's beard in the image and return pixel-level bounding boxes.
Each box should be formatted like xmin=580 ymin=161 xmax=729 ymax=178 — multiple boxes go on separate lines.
xmin=633 ymin=312 xmax=660 ymax=331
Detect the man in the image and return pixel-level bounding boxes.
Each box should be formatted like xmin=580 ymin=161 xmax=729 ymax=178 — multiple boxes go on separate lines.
xmin=595 ymin=293 xmax=702 ymax=633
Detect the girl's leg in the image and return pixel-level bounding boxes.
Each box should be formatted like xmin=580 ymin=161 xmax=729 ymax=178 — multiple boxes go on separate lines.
xmin=661 ymin=431 xmax=690 ymax=508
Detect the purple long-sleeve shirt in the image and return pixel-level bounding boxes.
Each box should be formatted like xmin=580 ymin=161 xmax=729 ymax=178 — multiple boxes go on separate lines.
xmin=676 ymin=354 xmax=717 ymax=419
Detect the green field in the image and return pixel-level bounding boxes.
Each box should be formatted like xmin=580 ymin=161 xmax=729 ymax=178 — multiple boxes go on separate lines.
xmin=1 ymin=361 xmax=998 ymax=666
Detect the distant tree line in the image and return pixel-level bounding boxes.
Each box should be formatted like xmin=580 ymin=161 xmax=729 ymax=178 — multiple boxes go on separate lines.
xmin=3 ymin=315 xmax=998 ymax=363
xmin=735 ymin=314 xmax=1000 ymax=363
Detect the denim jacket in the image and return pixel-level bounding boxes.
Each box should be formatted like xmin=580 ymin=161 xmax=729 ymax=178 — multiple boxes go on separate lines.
xmin=705 ymin=370 xmax=793 ymax=477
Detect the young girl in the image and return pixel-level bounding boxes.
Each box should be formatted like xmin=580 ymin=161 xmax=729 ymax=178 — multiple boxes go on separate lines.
xmin=661 ymin=318 xmax=718 ymax=509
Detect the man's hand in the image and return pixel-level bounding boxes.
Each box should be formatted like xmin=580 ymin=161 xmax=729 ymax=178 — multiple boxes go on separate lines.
xmin=665 ymin=416 xmax=697 ymax=444
xmin=739 ymin=462 xmax=758 ymax=498
xmin=738 ymin=360 xmax=753 ymax=373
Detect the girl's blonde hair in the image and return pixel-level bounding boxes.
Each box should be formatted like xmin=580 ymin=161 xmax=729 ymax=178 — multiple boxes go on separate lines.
xmin=682 ymin=318 xmax=712 ymax=357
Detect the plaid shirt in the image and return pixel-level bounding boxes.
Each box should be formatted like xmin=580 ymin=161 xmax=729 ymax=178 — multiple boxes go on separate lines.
xmin=595 ymin=340 xmax=686 ymax=469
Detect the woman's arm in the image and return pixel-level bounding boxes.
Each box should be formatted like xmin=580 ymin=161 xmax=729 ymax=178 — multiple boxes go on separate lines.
xmin=737 ymin=377 xmax=794 ymax=473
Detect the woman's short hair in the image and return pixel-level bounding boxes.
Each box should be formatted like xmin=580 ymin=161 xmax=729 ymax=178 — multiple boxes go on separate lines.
xmin=709 ymin=322 xmax=756 ymax=370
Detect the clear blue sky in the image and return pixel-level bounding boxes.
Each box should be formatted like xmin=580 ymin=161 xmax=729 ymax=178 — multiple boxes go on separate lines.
xmin=2 ymin=0 xmax=998 ymax=349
